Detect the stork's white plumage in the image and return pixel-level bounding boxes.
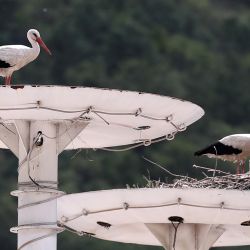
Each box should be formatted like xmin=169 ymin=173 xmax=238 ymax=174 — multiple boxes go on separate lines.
xmin=0 ymin=29 xmax=51 ymax=85
xmin=194 ymin=134 xmax=250 ymax=173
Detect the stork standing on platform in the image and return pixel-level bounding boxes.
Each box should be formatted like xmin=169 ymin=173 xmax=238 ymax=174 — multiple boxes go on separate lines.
xmin=0 ymin=29 xmax=51 ymax=85
xmin=194 ymin=134 xmax=250 ymax=174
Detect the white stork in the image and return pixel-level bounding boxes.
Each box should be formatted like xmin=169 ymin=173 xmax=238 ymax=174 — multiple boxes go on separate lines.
xmin=194 ymin=134 xmax=250 ymax=174
xmin=0 ymin=29 xmax=51 ymax=85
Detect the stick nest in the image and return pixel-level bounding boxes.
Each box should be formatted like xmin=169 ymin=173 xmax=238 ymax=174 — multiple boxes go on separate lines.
xmin=144 ymin=173 xmax=250 ymax=190
xmin=138 ymin=158 xmax=250 ymax=190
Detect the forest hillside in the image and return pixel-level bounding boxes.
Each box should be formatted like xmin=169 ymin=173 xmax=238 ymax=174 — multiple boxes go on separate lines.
xmin=0 ymin=0 xmax=250 ymax=249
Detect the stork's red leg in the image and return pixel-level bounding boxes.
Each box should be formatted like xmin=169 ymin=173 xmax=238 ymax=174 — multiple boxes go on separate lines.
xmin=4 ymin=77 xmax=8 ymax=85
xmin=236 ymin=164 xmax=240 ymax=174
xmin=241 ymin=162 xmax=245 ymax=174
xmin=6 ymin=76 xmax=12 ymax=85
xmin=4 ymin=76 xmax=9 ymax=85
xmin=8 ymin=76 xmax=11 ymax=85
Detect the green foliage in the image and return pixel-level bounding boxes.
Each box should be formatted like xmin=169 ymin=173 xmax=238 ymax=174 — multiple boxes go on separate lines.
xmin=1 ymin=0 xmax=250 ymax=249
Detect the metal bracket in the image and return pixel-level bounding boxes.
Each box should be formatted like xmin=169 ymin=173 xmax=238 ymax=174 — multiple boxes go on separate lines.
xmin=0 ymin=121 xmax=18 ymax=156
xmin=56 ymin=121 xmax=89 ymax=154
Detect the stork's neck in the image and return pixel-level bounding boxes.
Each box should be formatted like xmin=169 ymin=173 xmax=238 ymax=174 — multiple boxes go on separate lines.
xmin=28 ymin=36 xmax=40 ymax=55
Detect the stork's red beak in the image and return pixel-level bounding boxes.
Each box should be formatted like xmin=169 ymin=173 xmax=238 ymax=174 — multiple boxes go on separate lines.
xmin=36 ymin=37 xmax=52 ymax=55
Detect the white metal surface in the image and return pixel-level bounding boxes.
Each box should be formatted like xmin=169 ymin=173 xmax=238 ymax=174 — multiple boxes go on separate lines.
xmin=0 ymin=86 xmax=207 ymax=250
xmin=0 ymin=85 xmax=204 ymax=149
xmin=4 ymin=119 xmax=88 ymax=250
xmin=57 ymin=188 xmax=250 ymax=248
xmin=146 ymin=223 xmax=225 ymax=250
xmin=15 ymin=122 xmax=59 ymax=250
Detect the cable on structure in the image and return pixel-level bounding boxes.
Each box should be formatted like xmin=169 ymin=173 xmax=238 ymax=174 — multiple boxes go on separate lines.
xmin=1 ymin=104 xmax=188 ymax=156
xmin=57 ymin=223 xmax=95 ymax=237
xmin=27 ymin=141 xmax=40 ymax=188
xmin=99 ymin=133 xmax=180 ymax=153
xmin=0 ymin=122 xmax=16 ymax=134
xmin=17 ymin=230 xmax=61 ymax=250
xmin=0 ymin=104 xmax=187 ymax=129
xmin=60 ymin=196 xmax=250 ymax=224
xmin=18 ymin=190 xmax=65 ymax=210
xmin=168 ymin=216 xmax=183 ymax=250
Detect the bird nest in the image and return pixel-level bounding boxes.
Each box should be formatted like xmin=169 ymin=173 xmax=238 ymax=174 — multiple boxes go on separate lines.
xmin=144 ymin=173 xmax=250 ymax=190
xmin=140 ymin=158 xmax=250 ymax=190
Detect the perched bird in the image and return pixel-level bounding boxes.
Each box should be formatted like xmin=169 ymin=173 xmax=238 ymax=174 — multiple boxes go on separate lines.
xmin=0 ymin=29 xmax=51 ymax=85
xmin=194 ymin=134 xmax=250 ymax=174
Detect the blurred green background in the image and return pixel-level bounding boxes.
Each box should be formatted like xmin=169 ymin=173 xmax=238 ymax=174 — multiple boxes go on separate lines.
xmin=1 ymin=0 xmax=250 ymax=249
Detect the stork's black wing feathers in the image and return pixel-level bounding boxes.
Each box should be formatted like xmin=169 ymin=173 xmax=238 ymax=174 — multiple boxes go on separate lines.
xmin=194 ymin=141 xmax=242 ymax=156
xmin=0 ymin=59 xmax=12 ymax=68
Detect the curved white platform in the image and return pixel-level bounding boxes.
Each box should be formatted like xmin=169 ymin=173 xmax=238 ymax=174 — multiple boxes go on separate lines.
xmin=0 ymin=85 xmax=204 ymax=149
xmin=57 ymin=188 xmax=250 ymax=248
xmin=0 ymin=85 xmax=206 ymax=250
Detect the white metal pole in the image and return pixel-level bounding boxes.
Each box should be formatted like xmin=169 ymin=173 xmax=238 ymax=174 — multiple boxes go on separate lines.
xmin=12 ymin=121 xmax=62 ymax=250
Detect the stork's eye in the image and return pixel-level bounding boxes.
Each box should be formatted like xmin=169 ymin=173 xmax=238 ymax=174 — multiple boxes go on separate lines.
xmin=33 ymin=33 xmax=38 ymax=38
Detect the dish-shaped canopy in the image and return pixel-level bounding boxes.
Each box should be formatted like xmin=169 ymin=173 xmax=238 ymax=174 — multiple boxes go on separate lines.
xmin=0 ymin=85 xmax=204 ymax=149
xmin=58 ymin=188 xmax=250 ymax=247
